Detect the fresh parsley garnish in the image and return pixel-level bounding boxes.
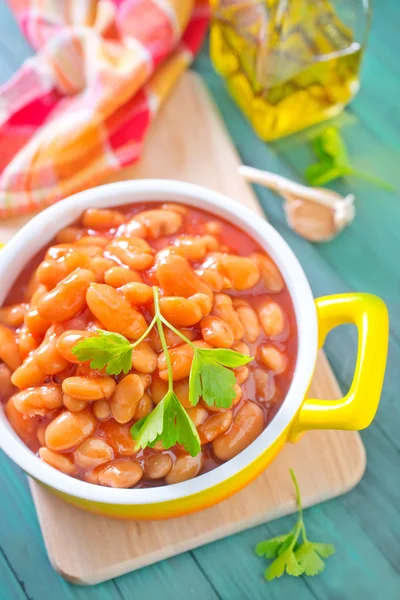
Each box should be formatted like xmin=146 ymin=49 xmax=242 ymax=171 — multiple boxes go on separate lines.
xmin=189 ymin=348 xmax=252 ymax=408
xmin=256 ymin=469 xmax=335 ymax=581
xmin=305 ymin=127 xmax=394 ymax=191
xmin=72 ymin=286 xmax=252 ymax=455
xmin=72 ymin=330 xmax=133 ymax=375
xmin=72 ymin=316 xmax=157 ymax=376
xmin=130 ymin=289 xmax=202 ymax=456
xmin=131 ymin=390 xmax=201 ymax=457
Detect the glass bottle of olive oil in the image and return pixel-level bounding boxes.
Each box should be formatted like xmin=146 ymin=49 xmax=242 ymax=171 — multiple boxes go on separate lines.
xmin=210 ymin=0 xmax=371 ymax=141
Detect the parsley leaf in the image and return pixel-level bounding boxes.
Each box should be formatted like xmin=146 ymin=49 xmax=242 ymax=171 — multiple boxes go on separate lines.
xmin=276 ymin=532 xmax=297 ymax=556
xmin=131 ymin=390 xmax=201 ymax=456
xmin=295 ymin=542 xmax=335 ymax=576
xmin=71 ymin=329 xmax=133 ymax=375
xmin=305 ymin=162 xmax=352 ymax=187
xmin=198 ymin=348 xmax=253 ymax=368
xmin=189 ymin=347 xmax=252 ymax=408
xmin=265 ymin=551 xmax=304 ymax=581
xmin=255 ymin=469 xmax=335 ymax=582
xmin=305 ymin=127 xmax=394 ymax=191
xmin=311 ymin=542 xmax=335 ymax=558
xmin=312 ymin=126 xmax=349 ymax=164
xmin=255 ymin=535 xmax=290 ymax=559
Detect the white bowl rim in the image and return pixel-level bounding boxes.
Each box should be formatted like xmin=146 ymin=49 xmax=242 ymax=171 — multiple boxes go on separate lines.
xmin=0 ymin=179 xmax=318 ymax=506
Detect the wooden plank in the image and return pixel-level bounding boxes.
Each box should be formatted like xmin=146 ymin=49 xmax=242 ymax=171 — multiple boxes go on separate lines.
xmin=192 ymin=499 xmax=400 ymax=600
xmin=0 ymin=549 xmax=27 ymax=600
xmin=25 ymin=72 xmax=365 ymax=585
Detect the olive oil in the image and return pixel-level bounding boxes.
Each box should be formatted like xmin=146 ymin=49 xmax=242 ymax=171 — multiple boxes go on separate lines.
xmin=210 ymin=0 xmax=369 ymax=140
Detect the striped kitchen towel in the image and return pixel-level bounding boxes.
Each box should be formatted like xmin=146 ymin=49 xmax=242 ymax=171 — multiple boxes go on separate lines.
xmin=0 ymin=0 xmax=209 ymax=217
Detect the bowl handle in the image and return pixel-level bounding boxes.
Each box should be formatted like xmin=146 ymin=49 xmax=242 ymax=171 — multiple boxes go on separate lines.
xmin=289 ymin=293 xmax=388 ymax=439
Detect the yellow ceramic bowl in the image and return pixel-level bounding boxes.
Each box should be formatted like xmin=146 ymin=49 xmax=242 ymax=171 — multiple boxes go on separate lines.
xmin=0 ymin=180 xmax=389 ymax=519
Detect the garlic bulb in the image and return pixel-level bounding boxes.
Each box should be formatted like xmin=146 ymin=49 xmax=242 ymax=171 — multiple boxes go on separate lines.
xmin=239 ymin=166 xmax=355 ymax=242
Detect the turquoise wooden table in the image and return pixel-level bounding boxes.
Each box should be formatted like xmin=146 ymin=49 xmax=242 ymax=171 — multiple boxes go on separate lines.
xmin=0 ymin=3 xmax=399 ymax=599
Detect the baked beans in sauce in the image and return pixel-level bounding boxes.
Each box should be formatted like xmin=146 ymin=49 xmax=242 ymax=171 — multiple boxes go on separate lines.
xmin=1 ymin=203 xmax=297 ymax=488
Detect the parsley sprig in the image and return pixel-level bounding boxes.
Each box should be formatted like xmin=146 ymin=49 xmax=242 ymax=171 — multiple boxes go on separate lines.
xmin=72 ymin=286 xmax=252 ymax=455
xmin=157 ymin=318 xmax=252 ymax=409
xmin=305 ymin=127 xmax=394 ymax=191
xmin=256 ymin=469 xmax=335 ymax=581
xmin=131 ymin=287 xmax=202 ymax=456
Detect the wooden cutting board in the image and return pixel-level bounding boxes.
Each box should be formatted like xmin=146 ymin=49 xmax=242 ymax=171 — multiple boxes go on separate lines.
xmin=11 ymin=72 xmax=364 ymax=585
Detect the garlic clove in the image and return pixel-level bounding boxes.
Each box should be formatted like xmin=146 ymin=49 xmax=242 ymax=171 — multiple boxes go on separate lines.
xmin=239 ymin=166 xmax=356 ymax=243
xmin=283 ymin=190 xmax=355 ymax=243
xmin=283 ymin=194 xmax=338 ymax=242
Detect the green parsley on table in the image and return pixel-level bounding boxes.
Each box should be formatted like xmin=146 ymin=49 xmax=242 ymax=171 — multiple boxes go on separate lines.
xmin=256 ymin=469 xmax=335 ymax=581
xmin=305 ymin=126 xmax=394 ymax=191
xmin=72 ymin=286 xmax=252 ymax=455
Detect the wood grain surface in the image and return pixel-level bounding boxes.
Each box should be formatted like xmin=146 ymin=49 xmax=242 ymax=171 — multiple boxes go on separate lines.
xmin=26 ymin=73 xmax=365 ymax=585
